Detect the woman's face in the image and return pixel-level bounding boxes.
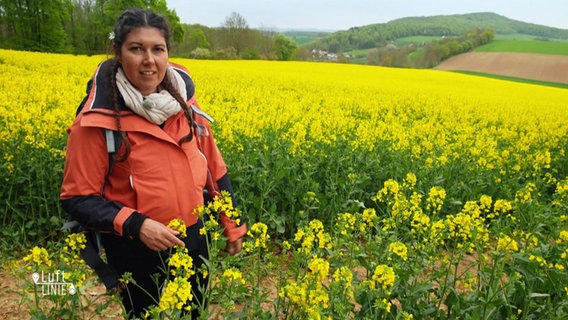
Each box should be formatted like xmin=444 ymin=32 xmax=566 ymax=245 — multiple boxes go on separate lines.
xmin=116 ymin=27 xmax=168 ymax=96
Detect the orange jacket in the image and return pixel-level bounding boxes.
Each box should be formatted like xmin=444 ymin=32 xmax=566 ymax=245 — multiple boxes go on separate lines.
xmin=60 ymin=60 xmax=245 ymax=242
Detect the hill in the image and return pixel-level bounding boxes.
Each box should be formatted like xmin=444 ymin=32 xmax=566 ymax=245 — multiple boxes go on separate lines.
xmin=304 ymin=12 xmax=568 ymax=53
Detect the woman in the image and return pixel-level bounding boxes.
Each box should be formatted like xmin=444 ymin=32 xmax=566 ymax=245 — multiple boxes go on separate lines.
xmin=60 ymin=8 xmax=246 ymax=319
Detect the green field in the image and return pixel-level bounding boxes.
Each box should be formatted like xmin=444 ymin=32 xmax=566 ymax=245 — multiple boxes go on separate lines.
xmin=285 ymin=30 xmax=332 ymax=45
xmin=456 ymin=71 xmax=568 ymax=89
xmin=493 ymin=33 xmax=568 ymax=41
xmin=475 ymin=39 xmax=568 ymax=55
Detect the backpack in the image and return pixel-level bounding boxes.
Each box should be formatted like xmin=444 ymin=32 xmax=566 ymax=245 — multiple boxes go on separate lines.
xmin=60 ymin=127 xmax=123 ymax=290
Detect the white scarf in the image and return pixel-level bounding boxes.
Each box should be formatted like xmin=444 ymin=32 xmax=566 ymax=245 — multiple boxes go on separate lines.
xmin=116 ymin=65 xmax=187 ymax=125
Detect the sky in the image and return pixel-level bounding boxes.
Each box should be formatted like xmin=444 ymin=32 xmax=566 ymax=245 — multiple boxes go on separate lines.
xmin=166 ymin=0 xmax=568 ymax=31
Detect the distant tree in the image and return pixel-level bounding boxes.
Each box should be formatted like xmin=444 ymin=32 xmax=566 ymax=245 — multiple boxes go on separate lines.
xmin=242 ymin=48 xmax=260 ymax=60
xmin=224 ymin=11 xmax=248 ymax=30
xmin=0 ymin=0 xmax=72 ymax=52
xmin=275 ymin=34 xmax=297 ymax=61
xmin=445 ymin=39 xmax=460 ymax=56
xmin=149 ymin=0 xmax=184 ymax=43
xmin=294 ymin=47 xmax=312 ymax=61
xmin=328 ymin=39 xmax=340 ymax=53
xmin=170 ymin=24 xmax=207 ymax=57
xmin=461 ymin=40 xmax=473 ymax=52
xmin=480 ymin=28 xmax=495 ymax=44
xmin=66 ymin=0 xmax=97 ymax=54
xmin=256 ymin=27 xmax=278 ymax=59
xmin=367 ymin=47 xmax=389 ymax=66
xmin=422 ymin=42 xmax=449 ymax=67
xmin=188 ymin=27 xmax=210 ymax=50
xmin=221 ymin=11 xmax=251 ymax=55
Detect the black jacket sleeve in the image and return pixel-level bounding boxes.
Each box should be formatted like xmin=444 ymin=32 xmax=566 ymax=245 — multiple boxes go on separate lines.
xmin=61 ymin=196 xmax=147 ymax=238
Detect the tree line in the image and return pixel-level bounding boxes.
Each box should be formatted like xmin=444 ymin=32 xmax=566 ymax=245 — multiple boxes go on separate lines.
xmin=367 ymin=28 xmax=495 ymax=68
xmin=170 ymin=13 xmax=296 ymax=60
xmin=0 ymin=0 xmax=297 ymax=60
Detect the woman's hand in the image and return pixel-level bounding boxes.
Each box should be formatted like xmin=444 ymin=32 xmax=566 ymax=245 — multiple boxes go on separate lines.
xmin=139 ymin=219 xmax=185 ymax=251
xmin=226 ymin=237 xmax=243 ymax=256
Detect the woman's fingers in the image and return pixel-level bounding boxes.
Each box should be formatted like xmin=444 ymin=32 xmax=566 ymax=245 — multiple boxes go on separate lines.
xmin=226 ymin=237 xmax=243 ymax=256
xmin=139 ymin=219 xmax=185 ymax=251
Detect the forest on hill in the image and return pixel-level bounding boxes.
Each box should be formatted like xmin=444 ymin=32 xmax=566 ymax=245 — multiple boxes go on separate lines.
xmin=306 ymin=12 xmax=568 ymax=53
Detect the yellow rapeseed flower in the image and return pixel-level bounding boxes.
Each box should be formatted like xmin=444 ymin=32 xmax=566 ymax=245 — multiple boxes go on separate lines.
xmin=558 ymin=230 xmax=568 ymax=244
xmin=167 ymin=218 xmax=187 ymax=238
xmin=332 ymin=266 xmax=354 ymax=298
xmin=368 ymin=264 xmax=396 ymax=291
xmin=426 ymin=186 xmax=446 ymax=214
xmin=65 ymin=233 xmax=87 ymax=251
xmin=23 ymin=246 xmax=52 ymax=267
xmin=293 ymin=219 xmax=332 ymax=254
xmin=497 ymin=234 xmax=519 ymax=252
xmin=388 ymin=241 xmax=409 ymax=261
xmin=359 ymin=208 xmax=377 ymax=232
xmin=158 ymin=276 xmax=193 ymax=312
xmin=335 ymin=212 xmax=356 ymax=236
xmin=168 ymin=248 xmax=194 ymax=278
xmin=221 ymin=267 xmax=246 ymax=285
xmin=307 ymin=256 xmax=330 ymax=284
xmin=244 ymin=222 xmax=270 ymax=253
xmin=529 ymin=254 xmax=547 ymax=267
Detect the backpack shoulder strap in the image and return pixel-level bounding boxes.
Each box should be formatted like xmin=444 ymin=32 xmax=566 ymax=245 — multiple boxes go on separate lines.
xmin=100 ymin=129 xmax=122 ymax=196
xmin=104 ymin=129 xmax=122 ymax=177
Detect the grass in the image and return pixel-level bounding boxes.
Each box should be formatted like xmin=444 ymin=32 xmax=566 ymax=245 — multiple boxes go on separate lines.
xmin=495 ymin=33 xmax=568 ymax=42
xmin=454 ymin=70 xmax=568 ymax=89
xmin=475 ymin=39 xmax=568 ymax=55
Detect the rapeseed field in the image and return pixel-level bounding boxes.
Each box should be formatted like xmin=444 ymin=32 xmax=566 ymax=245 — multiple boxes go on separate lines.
xmin=2 ymin=49 xmax=568 ymax=319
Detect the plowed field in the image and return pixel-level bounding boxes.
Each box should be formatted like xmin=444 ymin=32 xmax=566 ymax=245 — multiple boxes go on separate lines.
xmin=434 ymin=52 xmax=568 ymax=84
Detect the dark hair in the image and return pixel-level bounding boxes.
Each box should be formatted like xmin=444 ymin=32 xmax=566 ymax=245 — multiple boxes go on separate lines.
xmin=112 ymin=8 xmax=171 ymax=53
xmin=109 ymin=9 xmax=193 ymax=161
